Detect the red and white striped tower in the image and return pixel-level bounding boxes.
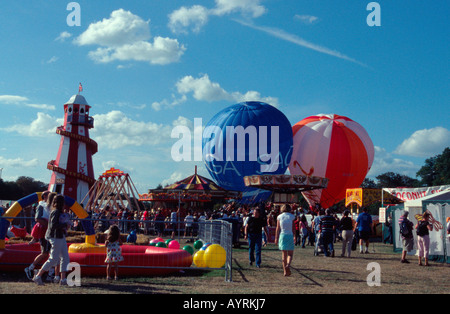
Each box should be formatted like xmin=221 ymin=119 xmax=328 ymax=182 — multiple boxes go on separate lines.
xmin=47 ymin=91 xmax=97 ymax=204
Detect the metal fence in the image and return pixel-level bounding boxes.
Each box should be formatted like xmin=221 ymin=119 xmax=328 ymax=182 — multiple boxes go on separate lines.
xmin=0 ymin=216 xmax=234 ymax=281
xmin=197 ymin=219 xmax=233 ymax=282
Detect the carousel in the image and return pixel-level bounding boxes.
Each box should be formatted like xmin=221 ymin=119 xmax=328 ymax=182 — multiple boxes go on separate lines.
xmin=139 ymin=166 xmax=239 ymax=214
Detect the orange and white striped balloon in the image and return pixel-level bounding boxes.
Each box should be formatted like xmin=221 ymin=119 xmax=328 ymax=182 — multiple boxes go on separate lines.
xmin=289 ymin=114 xmax=374 ymax=210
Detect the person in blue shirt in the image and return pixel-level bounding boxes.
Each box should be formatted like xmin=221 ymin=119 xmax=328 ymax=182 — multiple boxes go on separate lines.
xmin=356 ymin=207 xmax=373 ymax=254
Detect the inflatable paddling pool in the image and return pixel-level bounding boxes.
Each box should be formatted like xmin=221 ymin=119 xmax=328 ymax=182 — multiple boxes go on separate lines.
xmin=0 ymin=192 xmax=192 ymax=276
xmin=0 ymin=243 xmax=193 ymax=276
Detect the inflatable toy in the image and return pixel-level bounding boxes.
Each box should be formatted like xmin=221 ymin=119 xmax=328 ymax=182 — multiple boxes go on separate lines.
xmin=201 ymin=242 xmax=212 ymax=251
xmin=204 ymin=244 xmax=226 ymax=268
xmin=165 ymin=239 xmax=173 ymax=246
xmin=289 ymin=114 xmax=374 ymax=210
xmin=193 ymin=250 xmax=207 ymax=268
xmin=0 ymin=192 xmax=94 ymax=250
xmin=9 ymin=226 xmax=27 ymax=238
xmin=193 ymin=240 xmax=203 ymax=250
xmin=127 ymin=230 xmax=137 ymax=243
xmin=0 ymin=192 xmax=192 ymax=276
xmin=0 ymin=243 xmax=193 ymax=276
xmin=168 ymin=240 xmax=180 ymax=249
xmin=183 ymin=245 xmax=194 ymax=255
xmin=156 ymin=241 xmax=167 ymax=248
xmin=202 ymin=101 xmax=293 ymax=192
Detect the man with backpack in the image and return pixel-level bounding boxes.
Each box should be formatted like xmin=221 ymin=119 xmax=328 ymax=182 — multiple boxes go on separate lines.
xmin=398 ymin=211 xmax=414 ymax=263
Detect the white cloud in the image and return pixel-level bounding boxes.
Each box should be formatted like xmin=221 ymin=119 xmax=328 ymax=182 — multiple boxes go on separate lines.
xmin=175 ymin=74 xmax=280 ymax=107
xmin=0 ymin=95 xmax=55 ymax=110
xmin=161 ymin=171 xmax=184 ymax=187
xmin=100 ymin=160 xmax=134 ymax=175
xmin=26 ymin=104 xmax=56 ymax=110
xmin=176 ymin=74 xmax=230 ymax=102
xmin=0 ymin=95 xmax=29 ymax=104
xmin=394 ymin=127 xmax=450 ymax=157
xmin=151 ymin=95 xmax=187 ymax=111
xmin=168 ymin=5 xmax=210 ymax=34
xmin=212 ymin=0 xmax=267 ymax=18
xmin=168 ymin=0 xmax=267 ymax=34
xmin=2 ymin=112 xmax=60 ymax=137
xmin=74 ymin=9 xmax=150 ymax=47
xmin=0 ymin=156 xmax=39 ymax=168
xmin=367 ymin=146 xmax=419 ymax=178
xmin=294 ymin=14 xmax=319 ymax=25
xmin=55 ymin=31 xmax=72 ymax=42
xmin=91 ymin=110 xmax=172 ymax=149
xmin=75 ymin=9 xmax=185 ymax=65
xmin=46 ymin=56 xmax=59 ymax=64
xmin=172 ymin=116 xmax=193 ymax=129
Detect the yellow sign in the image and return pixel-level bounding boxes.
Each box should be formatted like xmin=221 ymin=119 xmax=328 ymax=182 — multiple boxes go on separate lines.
xmin=345 ymin=188 xmax=363 ymax=207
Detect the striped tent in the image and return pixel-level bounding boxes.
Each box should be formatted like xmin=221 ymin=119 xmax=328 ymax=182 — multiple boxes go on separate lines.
xmin=164 ymin=166 xmax=226 ymax=193
xmin=139 ymin=166 xmax=240 ymax=203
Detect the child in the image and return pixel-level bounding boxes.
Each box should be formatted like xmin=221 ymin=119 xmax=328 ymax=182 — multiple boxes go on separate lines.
xmin=28 ymin=193 xmax=52 ymax=245
xmin=32 ymin=194 xmax=70 ymax=286
xmin=105 ymin=225 xmax=124 ymax=280
xmin=52 ymin=209 xmax=73 ymax=283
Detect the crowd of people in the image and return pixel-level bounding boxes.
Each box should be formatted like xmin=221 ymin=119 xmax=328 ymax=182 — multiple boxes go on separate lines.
xmin=398 ymin=210 xmax=435 ymax=266
xmin=3 ymin=193 xmax=449 ymax=282
xmin=24 ymin=191 xmax=71 ymax=285
xmin=19 ymin=191 xmax=125 ymax=285
xmin=240 ymin=203 xmax=377 ymax=276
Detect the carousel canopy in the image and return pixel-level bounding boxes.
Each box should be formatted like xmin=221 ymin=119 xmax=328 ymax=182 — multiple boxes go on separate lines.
xmin=139 ymin=166 xmax=240 ymax=202
xmin=164 ymin=166 xmax=227 ymax=193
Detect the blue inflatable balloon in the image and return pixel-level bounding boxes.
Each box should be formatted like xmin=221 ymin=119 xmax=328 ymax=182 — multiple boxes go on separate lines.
xmin=202 ymin=101 xmax=293 ymax=191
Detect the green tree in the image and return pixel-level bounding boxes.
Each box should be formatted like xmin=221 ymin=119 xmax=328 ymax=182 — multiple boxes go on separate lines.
xmin=375 ymin=172 xmax=420 ymax=188
xmin=416 ymin=147 xmax=450 ymax=186
xmin=360 ymin=178 xmax=377 ymax=188
xmin=0 ymin=176 xmax=48 ymax=201
xmin=15 ymin=176 xmax=47 ymax=197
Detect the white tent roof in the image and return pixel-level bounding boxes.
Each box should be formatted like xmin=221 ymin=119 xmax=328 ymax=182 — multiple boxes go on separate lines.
xmin=405 ymin=189 xmax=450 ymax=207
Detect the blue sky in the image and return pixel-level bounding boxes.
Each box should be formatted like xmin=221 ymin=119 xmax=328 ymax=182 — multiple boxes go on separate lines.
xmin=0 ymin=0 xmax=449 ymax=195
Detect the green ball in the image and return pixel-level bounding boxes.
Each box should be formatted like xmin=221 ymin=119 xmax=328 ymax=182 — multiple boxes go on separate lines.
xmin=165 ymin=239 xmax=172 ymax=245
xmin=149 ymin=242 xmax=156 ymax=246
xmin=193 ymin=240 xmax=203 ymax=250
xmin=156 ymin=241 xmax=167 ymax=248
xmin=183 ymin=245 xmax=194 ymax=255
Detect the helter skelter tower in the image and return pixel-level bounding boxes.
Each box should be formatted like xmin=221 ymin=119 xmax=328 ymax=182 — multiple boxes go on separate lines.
xmin=47 ymin=88 xmax=97 ymax=204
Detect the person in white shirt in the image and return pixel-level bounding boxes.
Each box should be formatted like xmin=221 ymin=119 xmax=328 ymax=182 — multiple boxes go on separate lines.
xmin=24 ymin=191 xmax=51 ymax=280
xmin=170 ymin=208 xmax=180 ymax=239
xmin=184 ymin=211 xmax=194 ymax=238
xmin=275 ymin=204 xmax=296 ymax=276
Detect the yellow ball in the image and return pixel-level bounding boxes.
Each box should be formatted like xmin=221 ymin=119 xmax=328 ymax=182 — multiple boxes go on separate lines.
xmin=193 ymin=250 xmax=207 ymax=268
xmin=204 ymin=244 xmax=226 ymax=268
